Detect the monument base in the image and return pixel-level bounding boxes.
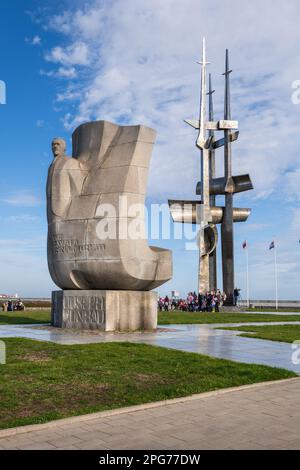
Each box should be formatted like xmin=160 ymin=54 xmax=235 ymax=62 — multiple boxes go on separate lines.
xmin=51 ymin=290 xmax=157 ymax=331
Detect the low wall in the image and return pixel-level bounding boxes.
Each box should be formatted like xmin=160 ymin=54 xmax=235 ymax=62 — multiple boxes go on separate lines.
xmin=239 ymin=300 xmax=300 ymax=308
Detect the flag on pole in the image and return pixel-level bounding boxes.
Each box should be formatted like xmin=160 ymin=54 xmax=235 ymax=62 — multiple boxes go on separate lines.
xmin=269 ymin=240 xmax=275 ymax=250
xmin=269 ymin=240 xmax=278 ymax=310
xmin=243 ymin=240 xmax=250 ymax=307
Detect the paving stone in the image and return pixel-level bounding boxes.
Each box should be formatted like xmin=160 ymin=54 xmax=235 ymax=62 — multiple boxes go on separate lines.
xmin=18 ymin=442 xmax=58 ymax=450
xmin=47 ymin=435 xmax=82 ymax=447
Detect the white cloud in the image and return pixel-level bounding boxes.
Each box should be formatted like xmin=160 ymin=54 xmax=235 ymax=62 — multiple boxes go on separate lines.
xmin=45 ymin=41 xmax=89 ymax=66
xmin=3 ymin=191 xmax=42 ymax=207
xmin=25 ymin=35 xmax=41 ymax=46
xmin=49 ymin=11 xmax=73 ymax=34
xmin=41 ymin=67 xmax=78 ymax=79
xmin=56 ymin=89 xmax=80 ymax=102
xmin=0 ymin=214 xmax=41 ymax=223
xmin=283 ymin=168 xmax=300 ymax=201
xmin=242 ymin=223 xmax=270 ymax=232
xmin=57 ymin=66 xmax=77 ymax=78
xmin=42 ymin=41 xmax=89 ymax=82
xmin=0 ymin=239 xmax=29 ymax=246
xmin=40 ymin=67 xmax=77 ymax=79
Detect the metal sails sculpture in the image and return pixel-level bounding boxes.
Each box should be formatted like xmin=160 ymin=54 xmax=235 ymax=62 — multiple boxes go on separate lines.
xmin=169 ymin=39 xmax=253 ymax=305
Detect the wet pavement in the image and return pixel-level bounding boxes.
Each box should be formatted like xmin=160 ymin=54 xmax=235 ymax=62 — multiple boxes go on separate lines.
xmin=1 ymin=320 xmax=300 ymax=373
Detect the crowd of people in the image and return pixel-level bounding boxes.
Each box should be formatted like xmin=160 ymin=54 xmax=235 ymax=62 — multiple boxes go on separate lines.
xmin=158 ymin=288 xmax=240 ymax=312
xmin=1 ymin=300 xmax=25 ymax=312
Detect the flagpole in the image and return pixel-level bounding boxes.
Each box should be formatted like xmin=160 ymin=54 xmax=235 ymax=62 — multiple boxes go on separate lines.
xmin=246 ymin=246 xmax=250 ymax=308
xmin=274 ymin=242 xmax=278 ymax=310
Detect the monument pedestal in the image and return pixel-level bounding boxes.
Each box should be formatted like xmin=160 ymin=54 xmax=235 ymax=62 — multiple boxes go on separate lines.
xmin=51 ymin=290 xmax=157 ymax=331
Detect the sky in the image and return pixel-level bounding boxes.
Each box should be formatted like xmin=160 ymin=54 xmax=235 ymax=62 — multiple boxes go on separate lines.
xmin=0 ymin=0 xmax=299 ymax=299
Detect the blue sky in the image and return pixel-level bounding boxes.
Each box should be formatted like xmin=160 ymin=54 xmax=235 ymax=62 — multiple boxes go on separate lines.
xmin=0 ymin=0 xmax=299 ymax=299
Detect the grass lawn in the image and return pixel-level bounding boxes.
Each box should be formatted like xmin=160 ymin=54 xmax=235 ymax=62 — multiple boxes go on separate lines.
xmin=0 ymin=310 xmax=50 ymax=325
xmin=220 ymin=324 xmax=300 ymax=344
xmin=2 ymin=309 xmax=300 ymax=326
xmin=158 ymin=310 xmax=300 ymax=324
xmin=0 ymin=338 xmax=296 ymax=430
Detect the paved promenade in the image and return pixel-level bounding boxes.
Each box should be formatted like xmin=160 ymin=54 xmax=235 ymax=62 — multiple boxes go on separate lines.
xmin=0 ymin=378 xmax=299 ymax=450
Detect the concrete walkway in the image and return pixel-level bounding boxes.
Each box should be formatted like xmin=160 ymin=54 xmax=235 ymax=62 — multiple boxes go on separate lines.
xmin=0 ymin=378 xmax=299 ymax=450
xmin=1 ymin=321 xmax=300 ymax=372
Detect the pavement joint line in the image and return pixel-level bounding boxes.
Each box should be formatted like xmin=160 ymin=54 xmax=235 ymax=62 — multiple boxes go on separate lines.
xmin=0 ymin=377 xmax=299 ymax=440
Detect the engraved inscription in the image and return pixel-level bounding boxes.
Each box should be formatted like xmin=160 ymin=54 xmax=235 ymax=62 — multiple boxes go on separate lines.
xmin=52 ymin=237 xmax=105 ymax=255
xmin=63 ymin=295 xmax=105 ymax=325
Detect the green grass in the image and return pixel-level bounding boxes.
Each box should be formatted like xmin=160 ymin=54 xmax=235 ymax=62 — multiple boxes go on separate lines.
xmin=158 ymin=310 xmax=300 ymax=324
xmin=0 ymin=310 xmax=50 ymax=325
xmin=0 ymin=338 xmax=295 ymax=430
xmin=220 ymin=324 xmax=300 ymax=344
xmin=2 ymin=309 xmax=300 ymax=327
xmin=21 ymin=301 xmax=51 ymax=308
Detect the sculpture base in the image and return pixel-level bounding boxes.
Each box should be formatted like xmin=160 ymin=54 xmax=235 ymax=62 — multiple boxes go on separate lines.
xmin=51 ymin=290 xmax=157 ymax=331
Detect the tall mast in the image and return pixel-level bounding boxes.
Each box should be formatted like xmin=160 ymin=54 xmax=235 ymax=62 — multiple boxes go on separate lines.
xmin=196 ymin=38 xmax=212 ymax=293
xmin=207 ymin=73 xmax=217 ymax=290
xmin=196 ymin=38 xmax=210 ymax=226
xmin=221 ymin=49 xmax=234 ymax=303
xmin=207 ymin=73 xmax=215 ymax=188
xmin=196 ymin=37 xmax=208 ymax=149
xmin=223 ymin=48 xmax=232 ymax=177
xmin=208 ymin=73 xmax=215 ymax=131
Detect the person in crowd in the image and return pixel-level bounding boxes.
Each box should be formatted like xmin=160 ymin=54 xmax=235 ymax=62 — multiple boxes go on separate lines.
xmin=211 ymin=296 xmax=216 ymax=312
xmin=187 ymin=292 xmax=193 ymax=311
xmin=206 ymin=292 xmax=212 ymax=312
xmin=214 ymin=293 xmax=220 ymax=312
xmin=13 ymin=301 xmax=22 ymax=311
xmin=197 ymin=293 xmax=202 ymax=311
xmin=234 ymin=288 xmax=240 ymax=306
xmin=158 ymin=298 xmax=164 ymax=312
xmin=164 ymin=296 xmax=170 ymax=311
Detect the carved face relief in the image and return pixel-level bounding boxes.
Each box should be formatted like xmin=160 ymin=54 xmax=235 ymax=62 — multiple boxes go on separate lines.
xmin=51 ymin=138 xmax=66 ymax=159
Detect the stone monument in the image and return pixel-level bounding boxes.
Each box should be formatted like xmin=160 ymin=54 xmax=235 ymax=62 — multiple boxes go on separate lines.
xmin=47 ymin=121 xmax=172 ymax=331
